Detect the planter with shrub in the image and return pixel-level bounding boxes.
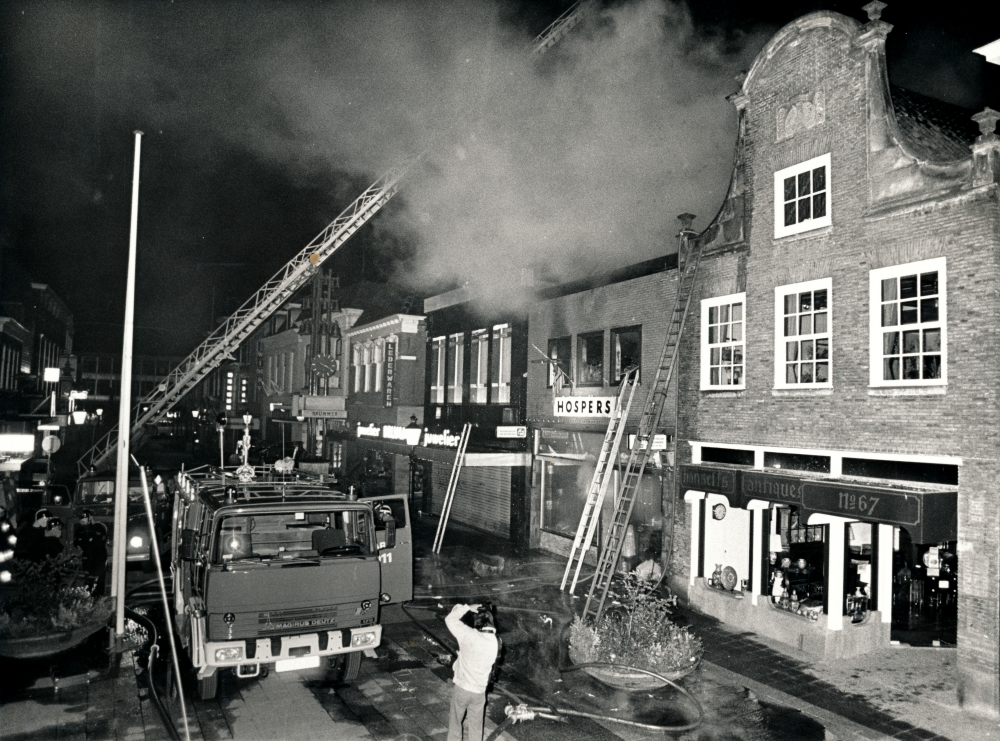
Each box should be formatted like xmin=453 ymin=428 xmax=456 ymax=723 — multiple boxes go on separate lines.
xmin=568 ymin=574 xmax=702 ymax=690
xmin=0 ymin=553 xmax=112 ymax=659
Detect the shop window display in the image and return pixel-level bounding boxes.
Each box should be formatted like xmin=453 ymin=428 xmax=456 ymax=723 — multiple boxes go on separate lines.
xmin=768 ymin=507 xmax=825 ymax=620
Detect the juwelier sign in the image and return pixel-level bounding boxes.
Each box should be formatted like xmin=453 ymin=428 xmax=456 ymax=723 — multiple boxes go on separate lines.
xmin=553 ymin=397 xmax=615 ymax=417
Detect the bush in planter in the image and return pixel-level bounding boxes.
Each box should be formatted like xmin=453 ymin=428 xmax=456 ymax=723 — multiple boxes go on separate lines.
xmin=569 ymin=574 xmax=702 ymax=678
xmin=0 ymin=553 xmax=112 ymax=639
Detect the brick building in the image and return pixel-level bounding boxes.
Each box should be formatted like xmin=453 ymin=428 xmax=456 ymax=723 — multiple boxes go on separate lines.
xmin=344 ymin=313 xmax=427 ymax=497
xmin=673 ymin=6 xmax=1000 ymax=716
xmin=525 ymin=255 xmax=679 ymax=564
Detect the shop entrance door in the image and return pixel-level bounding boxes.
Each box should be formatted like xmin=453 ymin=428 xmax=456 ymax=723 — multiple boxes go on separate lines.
xmin=890 ymin=527 xmax=957 ymax=647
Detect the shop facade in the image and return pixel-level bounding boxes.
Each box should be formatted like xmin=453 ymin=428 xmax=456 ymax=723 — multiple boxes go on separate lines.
xmin=672 ymin=9 xmax=1000 ymax=714
xmin=526 ymin=255 xmax=680 ymax=563
xmin=419 ymin=286 xmax=532 ymax=546
xmin=344 ymin=313 xmax=427 ymax=498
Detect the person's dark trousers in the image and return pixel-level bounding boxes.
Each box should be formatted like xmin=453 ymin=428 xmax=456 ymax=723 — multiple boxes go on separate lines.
xmin=448 ymin=685 xmax=486 ymax=741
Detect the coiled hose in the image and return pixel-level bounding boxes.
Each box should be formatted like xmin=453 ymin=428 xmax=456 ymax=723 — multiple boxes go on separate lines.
xmin=400 ymin=602 xmax=703 ymax=738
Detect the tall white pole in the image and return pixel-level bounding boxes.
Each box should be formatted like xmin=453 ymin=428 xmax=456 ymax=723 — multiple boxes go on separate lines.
xmin=113 ymin=130 xmax=143 ymax=638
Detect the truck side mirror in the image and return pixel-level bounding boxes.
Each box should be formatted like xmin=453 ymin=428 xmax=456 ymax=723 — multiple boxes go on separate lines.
xmin=178 ymin=528 xmax=200 ymax=561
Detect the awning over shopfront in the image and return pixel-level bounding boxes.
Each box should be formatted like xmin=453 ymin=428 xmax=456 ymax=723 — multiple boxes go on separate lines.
xmin=680 ymin=463 xmax=957 ymax=544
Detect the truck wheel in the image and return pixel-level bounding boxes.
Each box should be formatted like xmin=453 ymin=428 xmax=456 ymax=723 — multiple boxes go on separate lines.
xmin=339 ymin=651 xmax=361 ymax=683
xmin=197 ymin=671 xmax=218 ymax=700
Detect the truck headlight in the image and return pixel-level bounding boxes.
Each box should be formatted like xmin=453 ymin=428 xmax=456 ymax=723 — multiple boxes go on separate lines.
xmin=351 ymin=631 xmax=377 ymax=647
xmin=129 ymin=536 xmax=144 ymax=549
xmin=215 ymin=647 xmax=243 ymax=662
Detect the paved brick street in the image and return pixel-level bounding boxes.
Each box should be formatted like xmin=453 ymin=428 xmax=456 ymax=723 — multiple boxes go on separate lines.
xmin=4 ymin=517 xmax=1000 ymax=741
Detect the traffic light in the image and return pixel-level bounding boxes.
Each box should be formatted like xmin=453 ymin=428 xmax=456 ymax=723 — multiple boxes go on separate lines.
xmin=215 ymin=413 xmax=227 ymax=430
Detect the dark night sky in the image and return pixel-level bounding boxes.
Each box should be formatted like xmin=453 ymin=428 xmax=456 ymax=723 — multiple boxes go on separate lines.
xmin=1 ymin=0 xmax=996 ymax=357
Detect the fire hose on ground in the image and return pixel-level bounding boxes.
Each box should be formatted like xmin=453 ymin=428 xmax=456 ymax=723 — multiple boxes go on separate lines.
xmin=399 ymin=602 xmax=704 ymax=738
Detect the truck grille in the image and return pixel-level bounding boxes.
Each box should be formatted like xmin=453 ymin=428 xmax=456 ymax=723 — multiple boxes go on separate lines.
xmin=208 ymin=605 xmax=350 ymax=640
xmin=257 ymin=606 xmax=341 ymax=634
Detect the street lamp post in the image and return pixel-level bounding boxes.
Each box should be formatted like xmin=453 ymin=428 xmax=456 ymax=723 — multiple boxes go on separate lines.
xmin=216 ymin=413 xmax=227 ymax=471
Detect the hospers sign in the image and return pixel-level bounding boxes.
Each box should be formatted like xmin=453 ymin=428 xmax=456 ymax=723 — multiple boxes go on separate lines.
xmin=553 ymin=396 xmax=615 ymax=417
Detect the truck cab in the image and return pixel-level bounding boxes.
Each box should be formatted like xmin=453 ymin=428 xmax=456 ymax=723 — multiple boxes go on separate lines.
xmin=46 ymin=472 xmax=170 ymax=570
xmin=172 ymin=466 xmax=412 ymax=699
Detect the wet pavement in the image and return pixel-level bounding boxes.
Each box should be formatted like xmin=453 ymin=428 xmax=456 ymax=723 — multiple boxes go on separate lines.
xmin=3 ymin=499 xmax=999 ymax=741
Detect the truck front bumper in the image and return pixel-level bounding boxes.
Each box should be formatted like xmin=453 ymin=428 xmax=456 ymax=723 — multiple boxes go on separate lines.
xmin=198 ymin=625 xmax=382 ymax=676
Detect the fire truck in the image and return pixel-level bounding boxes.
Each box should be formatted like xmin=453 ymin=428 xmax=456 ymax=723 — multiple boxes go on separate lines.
xmin=171 ymin=465 xmax=412 ymax=699
xmin=42 ymin=471 xmax=169 ymax=570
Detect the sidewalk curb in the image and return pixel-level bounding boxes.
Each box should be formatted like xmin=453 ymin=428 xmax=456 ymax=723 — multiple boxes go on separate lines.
xmin=702 ymin=660 xmax=891 ymax=741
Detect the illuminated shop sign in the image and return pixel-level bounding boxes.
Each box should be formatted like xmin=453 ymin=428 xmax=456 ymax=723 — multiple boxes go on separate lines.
xmin=553 ymin=397 xmax=615 ymax=417
xmin=0 ymin=434 xmax=34 ymax=453
xmin=384 ymin=342 xmax=395 ymax=409
xmin=423 ymin=430 xmax=461 ymax=448
xmin=383 ymin=424 xmax=422 ymax=446
xmin=355 ymin=424 xmax=422 ymax=446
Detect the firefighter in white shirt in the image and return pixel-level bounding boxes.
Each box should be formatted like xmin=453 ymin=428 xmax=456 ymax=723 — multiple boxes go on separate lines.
xmin=445 ymin=603 xmax=499 ymax=741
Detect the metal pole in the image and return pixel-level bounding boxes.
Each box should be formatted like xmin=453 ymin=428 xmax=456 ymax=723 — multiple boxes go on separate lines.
xmin=134 ymin=458 xmax=192 ymax=741
xmin=113 ymin=130 xmax=143 ymax=638
xmin=219 ymin=426 xmax=225 ymax=470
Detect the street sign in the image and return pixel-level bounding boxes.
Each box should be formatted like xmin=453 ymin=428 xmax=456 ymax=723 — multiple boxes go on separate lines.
xmin=42 ymin=435 xmax=61 ymax=454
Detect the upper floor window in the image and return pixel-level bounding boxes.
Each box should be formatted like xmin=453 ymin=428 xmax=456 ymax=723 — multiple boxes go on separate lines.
xmin=774 ymin=279 xmax=831 ymax=388
xmin=547 ymin=337 xmax=571 ymax=388
xmin=577 ymin=331 xmax=604 ymax=386
xmin=373 ymin=340 xmax=384 ymax=393
xmin=447 ymin=333 xmax=464 ymax=404
xmin=611 ymin=325 xmax=641 ymax=385
xmin=470 ymin=330 xmax=489 ymax=404
xmin=701 ymin=293 xmax=745 ymax=390
xmin=774 ymin=154 xmax=831 ymax=239
xmin=869 ymin=258 xmax=946 ymax=387
xmin=430 ymin=336 xmax=445 ymax=404
xmin=351 ymin=344 xmax=362 ymax=393
xmin=491 ymin=324 xmax=512 ymax=404
xmin=362 ymin=344 xmax=373 ymax=392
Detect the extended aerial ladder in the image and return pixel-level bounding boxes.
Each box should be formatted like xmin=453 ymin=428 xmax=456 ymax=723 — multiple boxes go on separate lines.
xmin=580 ymin=221 xmax=703 ymax=625
xmin=77 ymin=2 xmax=591 ymax=476
xmin=560 ymin=368 xmax=638 ymax=594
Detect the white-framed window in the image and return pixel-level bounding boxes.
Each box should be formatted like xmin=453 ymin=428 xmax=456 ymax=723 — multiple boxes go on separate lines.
xmin=774 ymin=153 xmax=831 ymax=238
xmin=869 ymin=257 xmax=946 ymax=386
xmin=448 ymin=333 xmax=464 ymax=404
xmin=362 ymin=344 xmax=372 ymax=392
xmin=700 ymin=293 xmax=745 ymax=390
xmin=774 ymin=278 xmax=831 ymax=388
xmin=373 ymin=340 xmax=384 ymax=393
xmin=351 ymin=344 xmax=362 ymax=393
xmin=430 ymin=336 xmax=445 ymax=404
xmin=470 ymin=329 xmax=489 ymax=404
xmin=491 ymin=324 xmax=512 ymax=404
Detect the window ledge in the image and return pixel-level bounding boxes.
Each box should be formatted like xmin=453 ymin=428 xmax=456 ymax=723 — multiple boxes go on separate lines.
xmin=772 ymin=388 xmax=833 ymax=397
xmin=699 ymin=389 xmax=745 ymax=397
xmin=772 ymin=224 xmax=833 ymax=243
xmin=702 ymin=581 xmax=746 ymax=599
xmin=868 ymin=386 xmax=946 ymax=396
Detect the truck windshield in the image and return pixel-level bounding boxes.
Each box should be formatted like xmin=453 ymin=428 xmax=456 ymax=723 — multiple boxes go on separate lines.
xmin=78 ymin=480 xmax=144 ymax=504
xmin=214 ymin=509 xmax=374 ymax=563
